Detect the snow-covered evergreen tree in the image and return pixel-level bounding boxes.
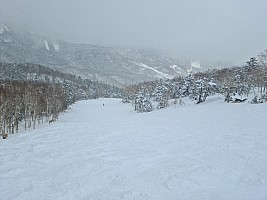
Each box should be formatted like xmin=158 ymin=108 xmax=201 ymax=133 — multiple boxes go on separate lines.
xmin=134 ymin=89 xmax=153 ymax=113
xmin=152 ymin=80 xmax=169 ymax=109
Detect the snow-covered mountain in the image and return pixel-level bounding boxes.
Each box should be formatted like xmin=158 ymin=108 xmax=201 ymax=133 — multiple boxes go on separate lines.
xmin=0 ymin=23 xmax=201 ymax=86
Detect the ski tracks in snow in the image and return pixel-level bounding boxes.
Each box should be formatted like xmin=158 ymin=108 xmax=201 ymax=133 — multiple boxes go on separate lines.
xmin=1 ymin=98 xmax=267 ymax=200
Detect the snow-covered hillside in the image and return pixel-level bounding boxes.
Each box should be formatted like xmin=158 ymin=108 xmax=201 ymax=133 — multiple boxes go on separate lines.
xmin=0 ymin=97 xmax=267 ymax=200
xmin=0 ymin=23 xmax=202 ymax=86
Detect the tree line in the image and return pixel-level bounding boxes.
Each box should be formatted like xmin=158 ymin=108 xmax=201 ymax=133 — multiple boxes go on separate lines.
xmin=0 ymin=80 xmax=66 ymax=139
xmin=0 ymin=62 xmax=123 ymax=139
xmin=123 ymin=49 xmax=267 ymax=112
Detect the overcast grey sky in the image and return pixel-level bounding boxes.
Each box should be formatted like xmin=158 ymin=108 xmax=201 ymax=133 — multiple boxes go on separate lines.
xmin=1 ymin=0 xmax=267 ymax=65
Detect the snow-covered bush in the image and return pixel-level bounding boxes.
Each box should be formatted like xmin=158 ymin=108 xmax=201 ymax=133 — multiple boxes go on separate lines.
xmin=122 ymin=96 xmax=130 ymax=103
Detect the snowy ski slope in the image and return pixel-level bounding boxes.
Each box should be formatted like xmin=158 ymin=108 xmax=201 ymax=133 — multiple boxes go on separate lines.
xmin=0 ymin=97 xmax=267 ymax=200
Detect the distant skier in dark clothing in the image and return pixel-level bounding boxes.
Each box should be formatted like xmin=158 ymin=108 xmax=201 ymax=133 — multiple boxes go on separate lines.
xmin=103 ymin=103 xmax=104 ymax=106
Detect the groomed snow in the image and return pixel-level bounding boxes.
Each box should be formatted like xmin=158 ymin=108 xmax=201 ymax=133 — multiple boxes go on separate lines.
xmin=191 ymin=61 xmax=201 ymax=69
xmin=54 ymin=44 xmax=60 ymax=52
xmin=0 ymin=27 xmax=4 ymax=34
xmin=44 ymin=40 xmax=50 ymax=51
xmin=1 ymin=97 xmax=267 ymax=200
xmin=133 ymin=61 xmax=174 ymax=79
xmin=0 ymin=24 xmax=10 ymax=34
xmin=169 ymin=64 xmax=182 ymax=74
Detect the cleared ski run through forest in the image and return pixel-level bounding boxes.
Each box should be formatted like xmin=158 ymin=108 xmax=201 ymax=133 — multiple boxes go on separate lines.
xmin=0 ymin=97 xmax=267 ymax=200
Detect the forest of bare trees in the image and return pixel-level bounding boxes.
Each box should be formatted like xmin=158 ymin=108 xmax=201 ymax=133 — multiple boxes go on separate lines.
xmin=0 ymin=80 xmax=66 ymax=139
xmin=0 ymin=63 xmax=123 ymax=139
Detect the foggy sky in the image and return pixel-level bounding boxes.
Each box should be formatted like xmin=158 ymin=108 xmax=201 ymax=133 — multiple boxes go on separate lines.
xmin=1 ymin=0 xmax=267 ymax=65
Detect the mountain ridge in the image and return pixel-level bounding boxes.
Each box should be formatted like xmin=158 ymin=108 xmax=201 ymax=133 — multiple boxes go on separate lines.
xmin=0 ymin=23 xmax=201 ymax=86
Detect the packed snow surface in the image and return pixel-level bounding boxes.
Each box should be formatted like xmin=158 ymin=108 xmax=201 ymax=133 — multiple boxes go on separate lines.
xmin=54 ymin=44 xmax=60 ymax=51
xmin=1 ymin=97 xmax=267 ymax=200
xmin=169 ymin=64 xmax=182 ymax=74
xmin=133 ymin=61 xmax=174 ymax=79
xmin=44 ymin=40 xmax=50 ymax=51
xmin=191 ymin=61 xmax=201 ymax=69
xmin=0 ymin=27 xmax=4 ymax=34
xmin=0 ymin=24 xmax=10 ymax=34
